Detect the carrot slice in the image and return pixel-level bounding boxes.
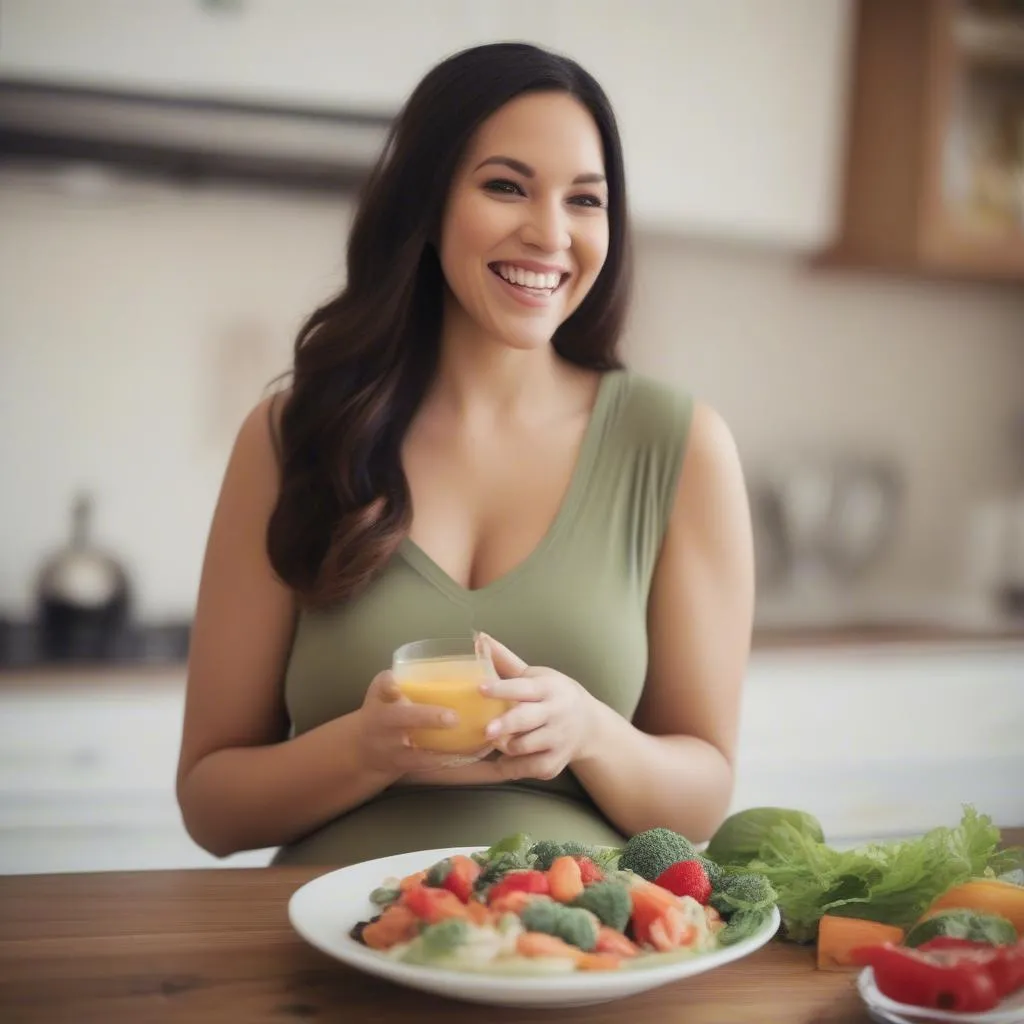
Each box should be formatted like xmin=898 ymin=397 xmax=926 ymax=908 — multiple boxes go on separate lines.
xmin=577 ymin=952 xmax=622 ymax=971
xmin=516 ymin=931 xmax=585 ymax=963
xmin=361 ymin=904 xmax=419 ymax=950
xmin=596 ymin=926 xmax=640 ymax=958
xmin=547 ymin=856 xmax=585 ymax=903
xmin=816 ymin=915 xmax=905 ymax=971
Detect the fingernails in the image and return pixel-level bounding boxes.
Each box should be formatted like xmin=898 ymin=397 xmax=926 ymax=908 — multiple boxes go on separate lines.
xmin=479 ymin=682 xmax=492 ymax=695
xmin=442 ymin=712 xmax=458 ymax=727
xmin=485 ymin=720 xmax=501 ymax=739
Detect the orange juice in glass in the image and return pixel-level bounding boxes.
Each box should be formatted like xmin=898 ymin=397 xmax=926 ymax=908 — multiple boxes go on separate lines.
xmin=393 ymin=637 xmax=509 ymax=761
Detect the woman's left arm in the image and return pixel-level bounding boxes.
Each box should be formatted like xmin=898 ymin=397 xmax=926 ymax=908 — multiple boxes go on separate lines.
xmin=480 ymin=402 xmax=755 ymax=841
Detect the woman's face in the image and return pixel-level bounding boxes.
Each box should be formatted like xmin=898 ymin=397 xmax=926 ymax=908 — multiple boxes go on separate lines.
xmin=438 ymin=91 xmax=610 ymax=352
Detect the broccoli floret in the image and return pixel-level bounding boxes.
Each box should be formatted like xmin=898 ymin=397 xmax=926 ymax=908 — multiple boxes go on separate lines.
xmin=698 ymin=855 xmax=724 ymax=887
xmin=710 ymin=872 xmax=777 ymax=916
xmin=529 ymin=840 xmax=566 ymax=871
xmin=369 ymin=886 xmax=400 ymax=907
xmin=571 ymin=881 xmax=632 ymax=932
xmin=618 ymin=828 xmax=698 ymax=882
xmin=559 ymin=840 xmax=597 ymax=859
xmin=425 ymin=858 xmax=452 ymax=887
xmin=520 ymin=901 xmax=598 ymax=951
xmin=400 ymin=918 xmax=470 ymax=964
xmin=473 ymin=851 xmax=535 ymax=893
xmin=718 ymin=907 xmax=772 ymax=946
xmin=473 ymin=833 xmax=535 ymax=867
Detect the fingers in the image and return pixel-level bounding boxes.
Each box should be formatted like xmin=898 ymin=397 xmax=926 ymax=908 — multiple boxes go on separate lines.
xmin=478 ymin=633 xmax=529 ymax=679
xmin=481 ymin=672 xmax=548 ymax=702
xmin=389 ymin=702 xmax=460 ymax=731
xmin=495 ymin=748 xmax=565 ymax=782
xmin=500 ymin=726 xmax=556 ymax=758
xmin=370 ymin=670 xmax=402 ymax=703
xmin=485 ymin=701 xmax=547 ymax=743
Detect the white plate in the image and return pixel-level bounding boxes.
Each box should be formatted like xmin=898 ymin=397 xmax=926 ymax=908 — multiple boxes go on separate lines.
xmin=858 ymin=967 xmax=1024 ymax=1024
xmin=287 ymin=845 xmax=781 ymax=1008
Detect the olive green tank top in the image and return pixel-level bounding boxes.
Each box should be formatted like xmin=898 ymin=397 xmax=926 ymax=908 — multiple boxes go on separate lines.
xmin=273 ymin=370 xmax=693 ymax=866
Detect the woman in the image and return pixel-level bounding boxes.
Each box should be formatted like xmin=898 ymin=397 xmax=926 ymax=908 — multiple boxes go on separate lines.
xmin=176 ymin=42 xmax=754 ymax=866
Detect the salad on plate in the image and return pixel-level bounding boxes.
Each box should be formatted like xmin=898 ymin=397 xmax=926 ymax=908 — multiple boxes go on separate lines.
xmin=348 ymin=827 xmax=778 ymax=975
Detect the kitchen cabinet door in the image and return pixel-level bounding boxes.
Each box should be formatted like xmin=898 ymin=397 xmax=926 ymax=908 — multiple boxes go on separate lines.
xmin=0 ymin=0 xmax=498 ymax=113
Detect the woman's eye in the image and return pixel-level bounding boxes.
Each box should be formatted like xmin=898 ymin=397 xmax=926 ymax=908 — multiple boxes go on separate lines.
xmin=569 ymin=193 xmax=606 ymax=209
xmin=483 ymin=178 xmax=525 ymax=197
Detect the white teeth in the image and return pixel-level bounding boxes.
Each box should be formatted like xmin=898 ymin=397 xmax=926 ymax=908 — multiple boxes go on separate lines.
xmin=496 ymin=264 xmax=562 ymax=291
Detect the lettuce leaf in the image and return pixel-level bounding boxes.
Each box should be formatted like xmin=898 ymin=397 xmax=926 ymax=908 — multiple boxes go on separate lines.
xmin=740 ymin=805 xmax=1017 ymax=943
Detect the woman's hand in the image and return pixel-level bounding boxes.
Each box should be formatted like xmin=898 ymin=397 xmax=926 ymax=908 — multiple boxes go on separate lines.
xmin=356 ymin=670 xmax=486 ymax=777
xmin=477 ymin=635 xmax=601 ymax=781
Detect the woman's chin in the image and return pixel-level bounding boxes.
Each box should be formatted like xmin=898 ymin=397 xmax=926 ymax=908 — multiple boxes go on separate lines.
xmin=490 ymin=324 xmax=558 ymax=353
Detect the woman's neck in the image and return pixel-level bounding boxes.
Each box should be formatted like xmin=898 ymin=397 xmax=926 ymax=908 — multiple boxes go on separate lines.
xmin=428 ymin=302 xmax=576 ymax=427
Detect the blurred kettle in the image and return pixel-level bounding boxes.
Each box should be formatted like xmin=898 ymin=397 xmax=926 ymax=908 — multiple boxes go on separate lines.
xmin=758 ymin=456 xmax=902 ymax=584
xmin=36 ymin=493 xmax=131 ymax=659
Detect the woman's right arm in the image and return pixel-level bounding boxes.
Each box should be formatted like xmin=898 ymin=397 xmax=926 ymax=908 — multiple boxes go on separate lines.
xmin=176 ymin=397 xmax=458 ymax=858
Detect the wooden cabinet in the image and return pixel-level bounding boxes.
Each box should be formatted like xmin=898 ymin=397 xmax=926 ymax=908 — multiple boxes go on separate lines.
xmin=820 ymin=0 xmax=1024 ymax=282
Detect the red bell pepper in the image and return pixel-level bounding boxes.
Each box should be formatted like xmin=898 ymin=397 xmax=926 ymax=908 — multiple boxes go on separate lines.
xmin=917 ymin=939 xmax=1024 ymax=1001
xmin=852 ymin=943 xmax=1000 ymax=1013
xmin=485 ymin=870 xmax=549 ymax=904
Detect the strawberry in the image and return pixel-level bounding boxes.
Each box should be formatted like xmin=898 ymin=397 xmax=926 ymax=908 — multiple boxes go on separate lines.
xmin=574 ymin=856 xmax=605 ymax=884
xmin=654 ymin=859 xmax=711 ymax=904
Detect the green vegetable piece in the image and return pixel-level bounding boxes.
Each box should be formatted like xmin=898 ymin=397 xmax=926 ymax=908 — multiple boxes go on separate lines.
xmin=520 ymin=901 xmax=598 ymax=951
xmin=741 ymin=804 xmax=1011 ymax=943
xmin=478 ymin=833 xmax=534 ymax=864
xmin=369 ymin=886 xmax=400 ymax=907
xmin=571 ymin=880 xmax=632 ymax=932
xmin=474 ymin=850 xmax=536 ymax=893
xmin=559 ymin=840 xmax=597 ymax=859
xmin=904 ymin=909 xmax=1018 ymax=948
xmin=718 ymin=907 xmax=772 ymax=946
xmin=699 ymin=855 xmax=724 ymax=887
xmin=619 ymin=828 xmax=698 ymax=882
xmin=529 ymin=840 xmax=565 ymax=871
xmin=710 ymin=872 xmax=778 ymax=916
xmin=425 ymin=858 xmax=453 ymax=887
xmin=705 ymin=808 xmax=825 ymax=868
xmin=590 ymin=846 xmax=624 ymax=871
xmin=401 ymin=918 xmax=470 ymax=964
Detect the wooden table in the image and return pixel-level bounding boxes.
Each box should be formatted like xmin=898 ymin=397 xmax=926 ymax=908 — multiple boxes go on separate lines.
xmin=3 ymin=831 xmax=1023 ymax=1024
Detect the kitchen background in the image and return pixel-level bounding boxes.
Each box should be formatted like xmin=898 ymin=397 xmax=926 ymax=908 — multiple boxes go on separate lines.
xmin=0 ymin=0 xmax=1022 ymax=874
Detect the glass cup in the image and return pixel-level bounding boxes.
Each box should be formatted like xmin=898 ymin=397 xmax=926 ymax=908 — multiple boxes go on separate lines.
xmin=392 ymin=636 xmax=511 ymax=764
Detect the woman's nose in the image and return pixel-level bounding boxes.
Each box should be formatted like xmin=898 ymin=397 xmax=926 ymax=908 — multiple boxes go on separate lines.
xmin=520 ymin=199 xmax=571 ymax=253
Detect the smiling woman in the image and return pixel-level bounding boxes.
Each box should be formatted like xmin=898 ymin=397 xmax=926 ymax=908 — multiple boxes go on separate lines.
xmin=175 ymin=42 xmax=755 ymax=867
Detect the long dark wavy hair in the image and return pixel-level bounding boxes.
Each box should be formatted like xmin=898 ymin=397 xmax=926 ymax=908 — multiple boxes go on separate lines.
xmin=267 ymin=42 xmax=633 ymax=608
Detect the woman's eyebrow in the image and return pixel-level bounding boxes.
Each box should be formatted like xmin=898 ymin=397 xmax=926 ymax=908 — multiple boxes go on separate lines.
xmin=473 ymin=155 xmax=606 ymax=185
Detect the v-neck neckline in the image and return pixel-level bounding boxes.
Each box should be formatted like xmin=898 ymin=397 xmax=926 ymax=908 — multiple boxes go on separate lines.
xmin=398 ymin=370 xmax=621 ymax=605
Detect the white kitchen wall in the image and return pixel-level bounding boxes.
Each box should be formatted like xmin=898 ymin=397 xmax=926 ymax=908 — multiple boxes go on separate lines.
xmin=1 ymin=167 xmax=1023 ymax=618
